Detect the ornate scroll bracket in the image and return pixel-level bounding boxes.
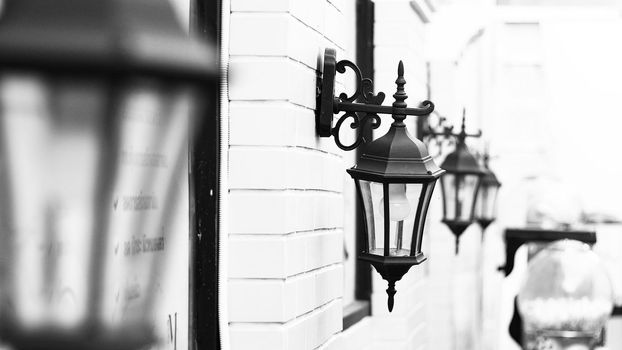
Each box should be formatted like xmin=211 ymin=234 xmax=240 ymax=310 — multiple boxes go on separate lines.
xmin=422 ymin=108 xmax=482 ymax=149
xmin=316 ymin=48 xmax=434 ymax=151
xmin=420 ymin=111 xmax=454 ymax=158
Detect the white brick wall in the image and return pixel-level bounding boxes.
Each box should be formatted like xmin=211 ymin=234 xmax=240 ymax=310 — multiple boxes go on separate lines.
xmin=227 ymin=0 xmax=353 ymax=348
xmin=226 ymin=0 xmax=439 ymax=349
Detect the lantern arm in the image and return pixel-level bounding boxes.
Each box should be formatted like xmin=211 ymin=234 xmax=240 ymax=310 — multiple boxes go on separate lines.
xmin=336 ymin=99 xmax=434 ymax=117
xmin=421 ymin=108 xmax=481 ymax=146
xmin=417 ymin=111 xmax=453 ymax=158
xmin=316 ymin=48 xmax=434 ymax=151
xmin=497 ymin=228 xmax=596 ymax=277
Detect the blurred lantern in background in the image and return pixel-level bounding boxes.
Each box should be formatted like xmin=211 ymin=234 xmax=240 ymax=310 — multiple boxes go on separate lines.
xmin=437 ymin=111 xmax=485 ymax=254
xmin=518 ymin=240 xmax=613 ymax=350
xmin=475 ymin=152 xmax=501 ymax=233
xmin=0 ymin=0 xmax=216 ymax=349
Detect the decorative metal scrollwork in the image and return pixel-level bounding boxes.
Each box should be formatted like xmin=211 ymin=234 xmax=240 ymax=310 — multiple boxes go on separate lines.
xmin=316 ymin=48 xmax=434 ymax=151
xmin=329 ymin=59 xmax=384 ymax=150
xmin=335 ymin=60 xmax=363 ymax=103
xmin=421 ymin=108 xmax=481 ymax=156
xmin=422 ymin=111 xmax=454 ymax=158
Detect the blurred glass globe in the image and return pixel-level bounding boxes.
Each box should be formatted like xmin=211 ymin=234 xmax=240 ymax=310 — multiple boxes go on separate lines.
xmin=518 ymin=240 xmax=613 ymax=350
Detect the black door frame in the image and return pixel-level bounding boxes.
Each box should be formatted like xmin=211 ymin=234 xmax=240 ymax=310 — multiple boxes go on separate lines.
xmin=343 ymin=0 xmax=374 ymax=330
xmin=189 ymin=0 xmax=221 ymax=349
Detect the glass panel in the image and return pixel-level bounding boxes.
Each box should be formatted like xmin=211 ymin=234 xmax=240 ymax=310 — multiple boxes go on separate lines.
xmin=360 ymin=182 xmax=423 ymax=257
xmin=475 ymin=184 xmax=499 ymax=221
xmin=102 ymin=81 xmax=194 ymax=348
xmin=441 ymin=174 xmax=457 ymax=220
xmin=412 ymin=181 xmax=436 ymax=256
xmin=457 ymin=174 xmax=480 ymax=221
xmin=357 ymin=180 xmax=376 ymax=253
xmin=441 ymin=174 xmax=480 ymax=222
xmin=475 ymin=184 xmax=487 ymax=219
xmin=388 ymin=183 xmax=422 ymax=257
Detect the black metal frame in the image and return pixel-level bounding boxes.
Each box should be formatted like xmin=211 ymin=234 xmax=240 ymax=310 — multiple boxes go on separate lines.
xmin=316 ymin=49 xmax=434 ymax=151
xmin=190 ymin=0 xmax=221 ymax=349
xmin=475 ymin=153 xmax=501 ymax=232
xmin=317 ymin=47 xmax=444 ymax=312
xmin=498 ymin=228 xmax=597 ymax=277
xmin=433 ymin=111 xmax=485 ymax=254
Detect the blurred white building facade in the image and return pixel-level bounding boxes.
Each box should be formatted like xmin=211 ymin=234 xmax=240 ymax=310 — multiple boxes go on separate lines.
xmin=165 ymin=0 xmax=622 ymax=349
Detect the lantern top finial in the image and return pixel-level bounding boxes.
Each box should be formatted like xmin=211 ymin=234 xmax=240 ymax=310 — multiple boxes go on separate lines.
xmin=483 ymin=151 xmax=490 ymax=167
xmin=392 ymin=61 xmax=408 ymax=126
xmin=459 ymin=108 xmax=467 ymax=140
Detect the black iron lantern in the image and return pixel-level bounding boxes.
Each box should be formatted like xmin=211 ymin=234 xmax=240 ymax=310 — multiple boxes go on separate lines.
xmin=0 ymin=0 xmax=216 ymax=349
xmin=475 ymin=153 xmax=501 ymax=231
xmin=436 ymin=112 xmax=485 ymax=254
xmin=317 ymin=49 xmax=444 ymax=311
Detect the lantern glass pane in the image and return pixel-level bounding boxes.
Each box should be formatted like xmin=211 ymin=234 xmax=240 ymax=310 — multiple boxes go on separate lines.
xmin=441 ymin=173 xmax=480 ymax=222
xmin=358 ymin=180 xmax=376 ymax=253
xmin=458 ymin=174 xmax=479 ymax=221
xmin=411 ymin=181 xmax=435 ymax=255
xmin=475 ymin=184 xmax=499 ymax=221
xmin=0 ymin=74 xmax=107 ymax=327
xmin=441 ymin=173 xmax=456 ymax=219
xmin=358 ymin=181 xmax=423 ymax=257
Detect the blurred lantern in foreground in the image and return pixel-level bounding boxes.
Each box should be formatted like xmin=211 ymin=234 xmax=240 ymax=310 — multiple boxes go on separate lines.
xmin=0 ymin=0 xmax=217 ymax=349
xmin=438 ymin=112 xmax=485 ymax=254
xmin=474 ymin=152 xmax=501 ymax=232
xmin=518 ymin=240 xmax=613 ymax=350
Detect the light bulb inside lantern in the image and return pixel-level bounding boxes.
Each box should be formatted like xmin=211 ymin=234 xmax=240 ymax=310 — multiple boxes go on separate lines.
xmin=379 ymin=184 xmax=411 ymax=221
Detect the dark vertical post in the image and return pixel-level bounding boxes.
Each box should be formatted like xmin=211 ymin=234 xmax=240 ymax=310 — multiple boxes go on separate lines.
xmin=190 ymin=1 xmax=221 ymax=349
xmin=354 ymin=0 xmax=374 ymax=302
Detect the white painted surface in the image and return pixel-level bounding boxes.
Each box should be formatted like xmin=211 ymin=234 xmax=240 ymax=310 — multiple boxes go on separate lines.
xmin=226 ymin=0 xmax=352 ymax=348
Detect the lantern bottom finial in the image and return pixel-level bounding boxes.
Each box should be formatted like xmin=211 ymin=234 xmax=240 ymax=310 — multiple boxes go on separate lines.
xmin=477 ymin=218 xmax=494 ymax=232
xmin=366 ymin=262 xmax=416 ymax=312
xmin=442 ymin=220 xmax=472 ymax=255
xmin=386 ymin=281 xmax=396 ymax=312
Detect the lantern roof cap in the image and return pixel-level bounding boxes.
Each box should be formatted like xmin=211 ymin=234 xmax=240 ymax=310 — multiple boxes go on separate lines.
xmin=0 ymin=0 xmax=217 ymax=82
xmin=440 ymin=142 xmax=485 ymax=175
xmin=348 ymin=124 xmax=445 ymax=182
xmin=481 ymin=168 xmax=501 ymax=187
xmin=481 ymin=155 xmax=501 ymax=187
xmin=440 ymin=115 xmax=486 ymax=175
